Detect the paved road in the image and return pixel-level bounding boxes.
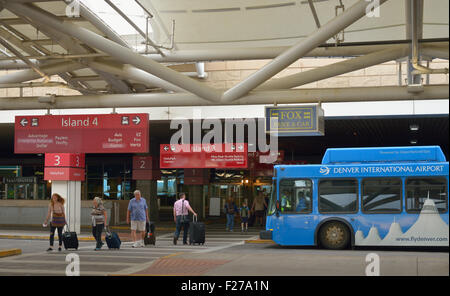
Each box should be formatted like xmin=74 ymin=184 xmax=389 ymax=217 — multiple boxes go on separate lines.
xmin=0 ymin=226 xmax=260 ymax=276
xmin=0 ymin=226 xmax=447 ymax=276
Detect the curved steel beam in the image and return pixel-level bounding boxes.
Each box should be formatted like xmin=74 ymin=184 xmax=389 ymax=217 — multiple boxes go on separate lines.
xmin=0 ymin=85 xmax=447 ymax=110
xmin=3 ymin=1 xmax=222 ymax=102
xmin=221 ymin=0 xmax=389 ymax=102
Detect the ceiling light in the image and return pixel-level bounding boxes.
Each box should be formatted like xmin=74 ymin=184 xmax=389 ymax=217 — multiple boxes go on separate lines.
xmin=409 ymin=124 xmax=419 ymax=131
xmin=410 ymin=139 xmax=418 ymax=144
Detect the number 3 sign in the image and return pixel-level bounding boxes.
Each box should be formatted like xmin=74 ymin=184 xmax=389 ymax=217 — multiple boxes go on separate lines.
xmin=44 ymin=153 xmax=85 ymax=181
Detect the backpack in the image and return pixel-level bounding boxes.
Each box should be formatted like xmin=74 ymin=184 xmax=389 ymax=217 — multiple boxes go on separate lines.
xmin=240 ymin=207 xmax=249 ymax=217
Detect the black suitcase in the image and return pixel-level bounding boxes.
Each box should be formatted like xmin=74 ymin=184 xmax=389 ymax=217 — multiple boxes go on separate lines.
xmin=189 ymin=216 xmax=205 ymax=245
xmin=62 ymin=226 xmax=79 ymax=250
xmin=105 ymin=228 xmax=121 ymax=249
xmin=144 ymin=222 xmax=156 ymax=246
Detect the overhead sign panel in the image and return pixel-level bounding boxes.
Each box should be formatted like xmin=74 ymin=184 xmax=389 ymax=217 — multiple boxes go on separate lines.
xmin=14 ymin=113 xmax=149 ymax=154
xmin=44 ymin=153 xmax=85 ymax=181
xmin=160 ymin=143 xmax=248 ymax=169
xmin=265 ymin=105 xmax=324 ymax=136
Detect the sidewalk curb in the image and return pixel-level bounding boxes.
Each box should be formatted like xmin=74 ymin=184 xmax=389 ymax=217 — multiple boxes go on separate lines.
xmin=0 ymin=234 xmax=96 ymax=241
xmin=244 ymin=239 xmax=275 ymax=244
xmin=0 ymin=248 xmax=22 ymax=258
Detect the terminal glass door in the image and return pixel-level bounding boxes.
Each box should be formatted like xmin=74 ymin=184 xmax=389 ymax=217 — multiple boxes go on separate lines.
xmin=210 ymin=184 xmax=244 ymax=212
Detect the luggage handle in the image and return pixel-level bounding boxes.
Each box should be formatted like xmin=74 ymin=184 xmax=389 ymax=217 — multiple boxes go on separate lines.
xmin=104 ymin=226 xmax=112 ymax=237
xmin=63 ymin=221 xmax=70 ymax=233
xmin=193 ymin=215 xmax=198 ymax=222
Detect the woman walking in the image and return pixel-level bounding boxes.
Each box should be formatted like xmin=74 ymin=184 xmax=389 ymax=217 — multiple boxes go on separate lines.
xmin=91 ymin=197 xmax=108 ymax=251
xmin=43 ymin=193 xmax=66 ymax=252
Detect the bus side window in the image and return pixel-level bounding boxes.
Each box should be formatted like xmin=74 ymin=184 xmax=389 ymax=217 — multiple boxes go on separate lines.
xmin=295 ymin=190 xmax=309 ymax=213
xmin=280 ymin=179 xmax=312 ymax=214
xmin=406 ymin=178 xmax=448 ymax=213
xmin=280 ymin=189 xmax=293 ymax=212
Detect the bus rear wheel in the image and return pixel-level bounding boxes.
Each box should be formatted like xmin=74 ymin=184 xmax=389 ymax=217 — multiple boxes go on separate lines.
xmin=319 ymin=222 xmax=350 ymax=250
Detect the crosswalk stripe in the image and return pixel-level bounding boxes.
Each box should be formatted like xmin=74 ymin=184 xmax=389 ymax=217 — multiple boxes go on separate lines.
xmin=0 ymin=227 xmax=260 ymax=276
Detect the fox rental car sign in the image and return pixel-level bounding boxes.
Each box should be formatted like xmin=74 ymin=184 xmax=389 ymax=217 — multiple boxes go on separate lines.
xmin=265 ymin=105 xmax=324 ymax=136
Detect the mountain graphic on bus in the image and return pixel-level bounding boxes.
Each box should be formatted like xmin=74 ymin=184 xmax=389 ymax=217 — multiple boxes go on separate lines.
xmin=355 ymin=199 xmax=449 ymax=246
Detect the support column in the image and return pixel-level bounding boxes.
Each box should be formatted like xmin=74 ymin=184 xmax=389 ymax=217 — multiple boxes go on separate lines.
xmin=51 ymin=180 xmax=81 ymax=234
xmin=187 ymin=185 xmax=204 ymax=219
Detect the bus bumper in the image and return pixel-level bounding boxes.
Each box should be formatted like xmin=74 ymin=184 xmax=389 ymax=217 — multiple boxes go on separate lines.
xmin=260 ymin=230 xmax=273 ymax=240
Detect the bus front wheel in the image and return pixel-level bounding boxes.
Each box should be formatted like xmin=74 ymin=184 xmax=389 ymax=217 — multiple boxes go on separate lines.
xmin=319 ymin=222 xmax=350 ymax=250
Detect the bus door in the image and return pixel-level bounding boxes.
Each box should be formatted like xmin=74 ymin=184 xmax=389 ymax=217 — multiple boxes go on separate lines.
xmin=278 ymin=179 xmax=315 ymax=245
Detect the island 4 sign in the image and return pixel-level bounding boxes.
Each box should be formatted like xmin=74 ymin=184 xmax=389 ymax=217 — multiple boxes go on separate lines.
xmin=265 ymin=105 xmax=324 ymax=136
xmin=15 ymin=113 xmax=149 ymax=153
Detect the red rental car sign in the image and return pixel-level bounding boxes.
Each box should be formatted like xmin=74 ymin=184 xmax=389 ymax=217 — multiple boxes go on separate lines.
xmin=14 ymin=113 xmax=149 ymax=154
xmin=160 ymin=143 xmax=248 ymax=169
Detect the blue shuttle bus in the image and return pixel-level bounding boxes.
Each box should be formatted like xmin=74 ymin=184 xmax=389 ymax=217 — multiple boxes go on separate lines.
xmin=262 ymin=146 xmax=449 ymax=249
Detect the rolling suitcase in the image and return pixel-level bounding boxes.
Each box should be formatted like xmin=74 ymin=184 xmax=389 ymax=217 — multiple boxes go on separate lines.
xmin=105 ymin=227 xmax=121 ymax=249
xmin=62 ymin=225 xmax=79 ymax=250
xmin=189 ymin=216 xmax=205 ymax=245
xmin=144 ymin=221 xmax=156 ymax=246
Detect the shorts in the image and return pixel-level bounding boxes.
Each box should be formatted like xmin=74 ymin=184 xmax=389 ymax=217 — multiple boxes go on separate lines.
xmin=241 ymin=217 xmax=248 ymax=223
xmin=131 ymin=220 xmax=146 ymax=231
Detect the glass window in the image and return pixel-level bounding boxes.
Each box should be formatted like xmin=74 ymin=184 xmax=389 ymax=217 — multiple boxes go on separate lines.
xmin=319 ymin=179 xmax=358 ymax=213
xmin=406 ymin=178 xmax=448 ymax=213
xmin=362 ymin=178 xmax=402 ymax=213
xmin=279 ymin=179 xmax=312 ymax=214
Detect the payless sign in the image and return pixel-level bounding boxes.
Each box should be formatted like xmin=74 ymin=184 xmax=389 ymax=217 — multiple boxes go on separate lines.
xmin=265 ymin=105 xmax=324 ymax=136
xmin=14 ymin=113 xmax=149 ymax=153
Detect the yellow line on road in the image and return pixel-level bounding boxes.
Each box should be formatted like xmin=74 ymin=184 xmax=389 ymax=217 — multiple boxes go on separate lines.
xmin=244 ymin=239 xmax=275 ymax=244
xmin=0 ymin=248 xmax=22 ymax=258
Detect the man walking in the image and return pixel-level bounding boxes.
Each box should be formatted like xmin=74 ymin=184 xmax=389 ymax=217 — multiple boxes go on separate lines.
xmin=173 ymin=193 xmax=197 ymax=245
xmin=127 ymin=190 xmax=149 ymax=248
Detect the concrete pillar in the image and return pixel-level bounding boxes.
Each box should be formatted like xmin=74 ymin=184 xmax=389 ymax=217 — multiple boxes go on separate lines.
xmin=187 ymin=185 xmax=204 ymax=219
xmin=51 ymin=180 xmax=81 ymax=234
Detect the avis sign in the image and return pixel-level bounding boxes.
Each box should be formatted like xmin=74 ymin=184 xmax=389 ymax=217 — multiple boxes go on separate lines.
xmin=15 ymin=113 xmax=149 ymax=154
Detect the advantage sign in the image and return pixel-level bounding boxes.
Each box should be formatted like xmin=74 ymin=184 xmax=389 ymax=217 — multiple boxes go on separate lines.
xmin=265 ymin=105 xmax=324 ymax=136
xmin=160 ymin=143 xmax=248 ymax=169
xmin=15 ymin=113 xmax=149 ymax=153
